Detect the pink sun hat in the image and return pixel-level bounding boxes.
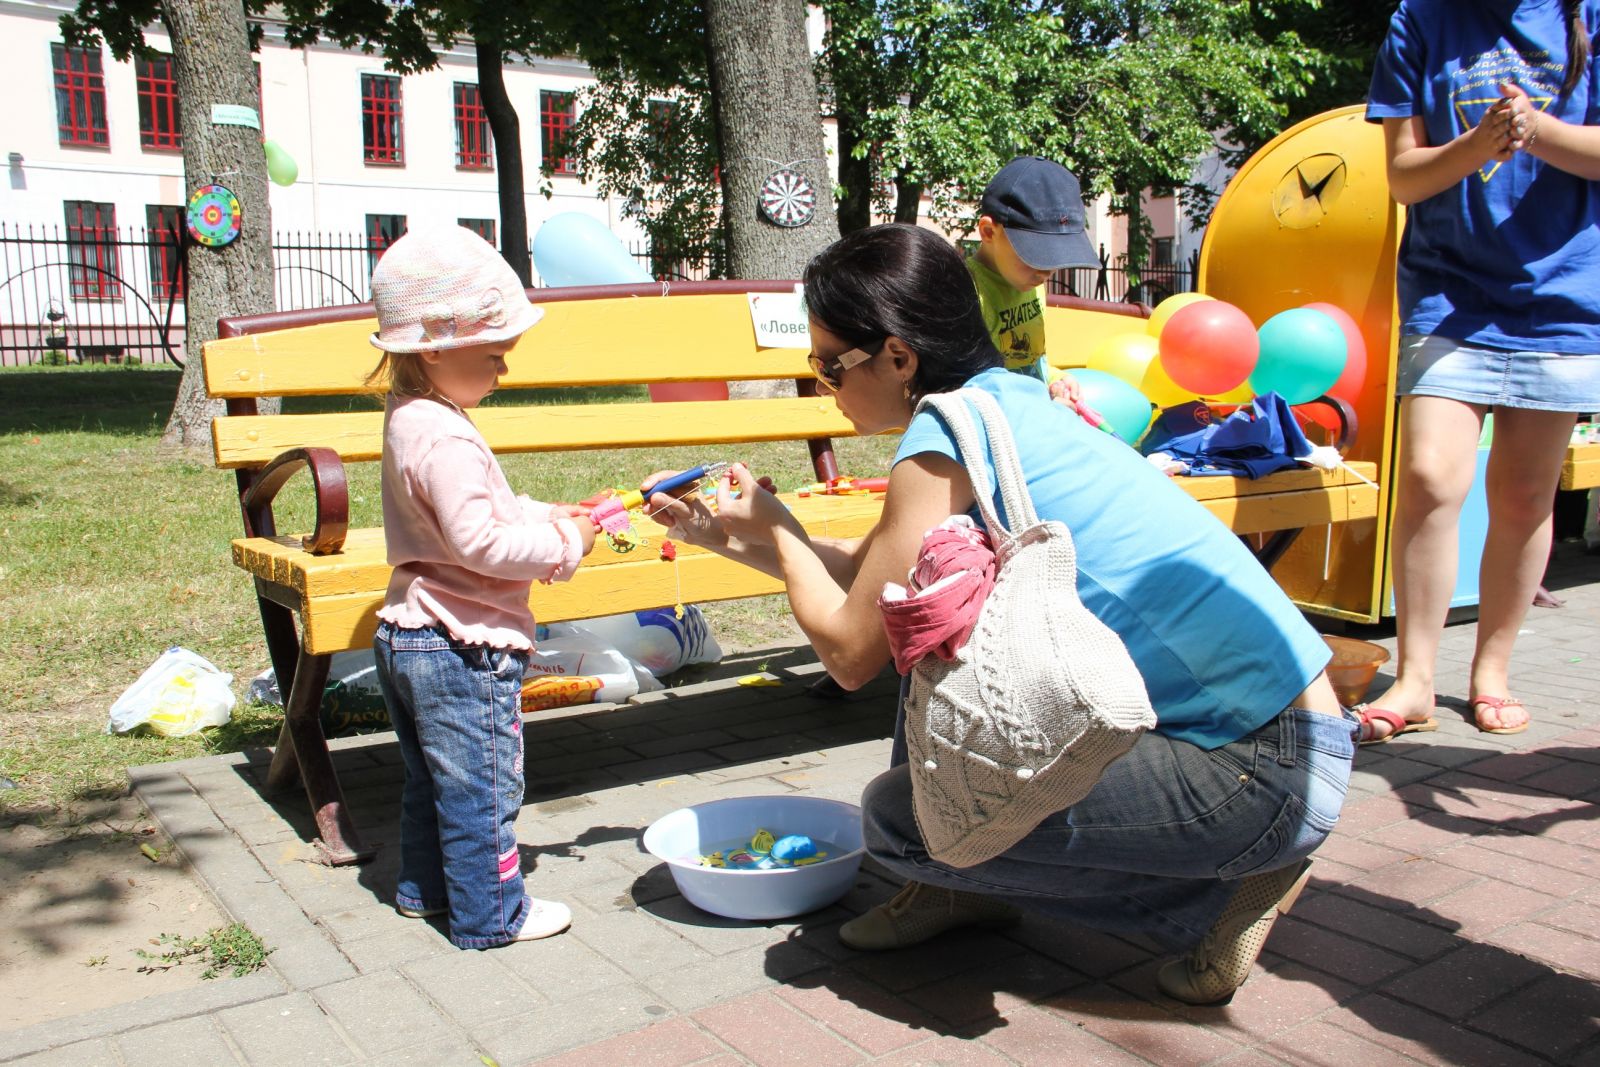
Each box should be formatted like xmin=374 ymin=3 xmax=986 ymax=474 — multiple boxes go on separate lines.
xmin=369 ymin=226 xmax=543 ymax=354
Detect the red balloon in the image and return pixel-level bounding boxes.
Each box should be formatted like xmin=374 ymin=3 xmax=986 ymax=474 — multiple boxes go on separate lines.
xmin=1302 ymin=302 xmax=1367 ymax=405
xmin=1157 ymin=300 xmax=1260 ymax=395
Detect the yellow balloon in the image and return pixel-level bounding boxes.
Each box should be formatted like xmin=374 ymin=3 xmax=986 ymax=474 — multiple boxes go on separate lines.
xmin=1086 ymin=332 xmax=1160 ymax=388
xmin=1146 ymin=291 xmax=1216 ymax=338
xmin=1140 ymin=356 xmax=1198 ymax=408
xmin=1211 ymin=381 xmax=1255 ymax=405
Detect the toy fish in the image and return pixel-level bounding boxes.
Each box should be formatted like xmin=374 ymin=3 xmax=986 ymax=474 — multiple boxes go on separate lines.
xmin=769 ymin=834 xmax=827 ymax=867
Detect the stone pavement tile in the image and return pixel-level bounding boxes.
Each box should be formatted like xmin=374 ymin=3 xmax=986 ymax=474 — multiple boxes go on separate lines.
xmin=1467 ymin=973 xmax=1600 ymax=1062
xmin=636 ymin=895 xmax=813 ymax=957
xmin=1366 ymin=808 xmax=1488 ymax=858
xmin=1435 ymin=841 xmax=1594 ymax=898
xmin=567 ymin=905 xmax=716 ymax=979
xmin=1458 ymin=750 xmax=1570 ymax=783
xmin=975 ymin=1004 xmax=1148 ymax=1066
xmin=6 ymin=1039 xmax=121 ymax=1067
xmin=692 ymin=990 xmax=867 ymax=1066
xmin=1313 ymin=830 xmax=1419 ymax=871
xmin=1423 ymin=770 xmax=1598 ymax=819
xmin=1518 ymin=761 xmax=1600 ymax=802
xmin=518 ymin=851 xmax=640 ymax=898
xmin=774 ymin=971 xmax=948 ymax=1056
xmin=845 ymin=928 xmax=1026 ymax=994
xmin=492 ymin=921 xmax=635 ymax=1003
xmin=1263 ymin=1019 xmax=1416 ymax=1066
xmin=1537 ymin=899 xmax=1600 ymax=939
xmin=528 ymin=745 xmax=640 ymax=777
xmin=1392 ymin=780 xmax=1539 ymax=828
xmin=215 ymin=991 xmax=359 ymax=1066
xmin=402 ymin=950 xmax=542 ymax=1028
xmin=524 ymin=1017 xmax=727 ymax=1067
xmin=1469 ymin=826 xmax=1600 ymax=877
xmin=339 ymin=925 xmax=452 ymax=973
xmin=115 ymin=1015 xmax=243 ymax=1067
xmin=1045 ymin=985 xmax=1243 ymax=1066
xmin=1005 ymin=918 xmax=1155 ymax=981
xmin=1169 ymin=962 xmax=1357 ymax=1044
xmin=899 ymin=951 xmax=1086 ymax=1030
xmin=317 ymin=903 xmax=411 ymax=945
xmin=1379 ymin=944 xmax=1548 ymax=1020
xmin=311 ymin=972 xmax=457 ymax=1058
xmin=1411 ymin=878 xmax=1563 ymax=941
xmin=1330 ymin=793 xmax=1424 ymax=838
xmin=1480 ymin=920 xmax=1600 ymax=982
xmin=470 ymin=981 xmax=670 ymax=1065
xmin=1291 ymin=888 xmax=1463 ymax=964
xmin=373 ymin=1036 xmax=493 ymax=1067
xmin=1321 ymin=994 xmax=1544 ymax=1067
xmin=1267 ymin=915 xmax=1413 ymax=986
xmin=639 ymin=937 xmax=833 ymax=1013
xmin=866 ymin=1034 xmax=1015 ymax=1066
xmin=1349 ymin=754 xmax=1449 ymax=793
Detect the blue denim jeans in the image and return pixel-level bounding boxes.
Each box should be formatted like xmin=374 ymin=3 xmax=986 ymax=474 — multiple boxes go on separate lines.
xmin=373 ymin=621 xmax=531 ymax=949
xmin=868 ymin=701 xmax=1358 ymax=953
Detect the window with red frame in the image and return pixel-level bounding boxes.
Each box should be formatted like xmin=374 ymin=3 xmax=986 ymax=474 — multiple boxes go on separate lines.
xmin=146 ymin=204 xmax=185 ymax=301
xmin=454 ymin=83 xmax=492 ymax=170
xmin=361 ymin=74 xmax=403 ymax=164
xmin=53 ymin=44 xmax=108 ymax=147
xmin=137 ymin=53 xmax=182 ymax=151
xmin=539 ymin=91 xmax=575 ymax=175
xmin=65 ymin=200 xmax=120 ymax=299
xmin=366 ymin=213 xmax=407 ymax=275
xmin=457 ymin=218 xmax=496 ymax=246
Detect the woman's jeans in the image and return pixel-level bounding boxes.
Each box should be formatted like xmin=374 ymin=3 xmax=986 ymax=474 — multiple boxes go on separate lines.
xmin=373 ymin=621 xmax=531 ymax=949
xmin=870 ymin=700 xmax=1358 ymax=953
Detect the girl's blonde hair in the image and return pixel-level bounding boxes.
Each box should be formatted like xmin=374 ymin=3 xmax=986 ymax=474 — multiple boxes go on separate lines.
xmin=364 ymin=350 xmax=433 ymax=399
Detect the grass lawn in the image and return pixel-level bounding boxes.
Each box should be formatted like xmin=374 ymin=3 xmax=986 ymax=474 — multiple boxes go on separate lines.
xmin=0 ymin=365 xmax=899 ymax=817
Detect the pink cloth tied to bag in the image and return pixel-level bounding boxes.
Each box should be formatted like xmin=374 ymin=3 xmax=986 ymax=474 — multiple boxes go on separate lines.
xmin=878 ymin=516 xmax=997 ymax=674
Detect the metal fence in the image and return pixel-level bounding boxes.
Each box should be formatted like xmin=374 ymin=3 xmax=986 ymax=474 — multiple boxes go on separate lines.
xmin=0 ymin=225 xmax=1194 ymax=367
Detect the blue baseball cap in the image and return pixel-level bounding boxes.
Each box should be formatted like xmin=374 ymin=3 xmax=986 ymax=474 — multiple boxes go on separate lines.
xmin=980 ymin=157 xmax=1099 ymax=271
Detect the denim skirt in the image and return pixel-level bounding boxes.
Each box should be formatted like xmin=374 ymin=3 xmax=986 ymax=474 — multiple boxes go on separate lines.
xmin=1397 ymin=334 xmax=1600 ymax=413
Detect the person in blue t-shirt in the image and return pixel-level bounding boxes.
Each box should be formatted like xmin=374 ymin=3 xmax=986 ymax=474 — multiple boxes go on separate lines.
xmin=644 ymin=224 xmax=1355 ymax=1007
xmin=1364 ymin=0 xmax=1600 ymax=743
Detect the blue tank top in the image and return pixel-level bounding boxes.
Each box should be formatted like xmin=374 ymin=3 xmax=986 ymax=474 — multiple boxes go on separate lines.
xmin=894 ymin=369 xmax=1331 ymax=749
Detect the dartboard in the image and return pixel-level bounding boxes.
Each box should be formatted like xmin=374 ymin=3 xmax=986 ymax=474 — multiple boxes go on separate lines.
xmin=758 ymin=168 xmax=817 ymax=228
xmin=185 ymin=183 xmax=242 ymax=248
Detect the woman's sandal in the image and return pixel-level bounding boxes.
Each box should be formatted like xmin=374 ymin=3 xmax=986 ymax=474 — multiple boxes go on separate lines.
xmin=1354 ymin=705 xmax=1439 ymax=746
xmin=1470 ymin=695 xmax=1530 ymax=736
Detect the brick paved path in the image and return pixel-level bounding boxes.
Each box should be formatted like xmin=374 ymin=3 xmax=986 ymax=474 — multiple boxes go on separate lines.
xmin=4 ymin=542 xmax=1596 ymax=1066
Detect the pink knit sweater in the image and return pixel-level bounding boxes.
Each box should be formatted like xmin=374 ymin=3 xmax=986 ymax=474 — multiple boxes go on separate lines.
xmin=375 ymin=396 xmax=585 ymax=650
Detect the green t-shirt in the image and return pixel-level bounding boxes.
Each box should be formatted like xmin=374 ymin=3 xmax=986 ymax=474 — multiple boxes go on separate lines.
xmin=966 ymin=255 xmax=1047 ymax=382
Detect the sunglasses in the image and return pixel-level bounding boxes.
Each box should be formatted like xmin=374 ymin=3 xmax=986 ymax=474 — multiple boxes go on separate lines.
xmin=808 ymin=338 xmax=887 ymax=390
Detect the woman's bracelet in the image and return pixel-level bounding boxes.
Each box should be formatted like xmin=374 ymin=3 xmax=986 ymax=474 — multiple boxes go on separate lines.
xmin=1524 ymin=111 xmax=1540 ymax=150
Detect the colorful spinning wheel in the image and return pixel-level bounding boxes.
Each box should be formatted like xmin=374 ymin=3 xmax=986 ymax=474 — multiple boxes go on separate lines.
xmin=186 ymin=184 xmax=242 ymax=248
xmin=758 ymin=168 xmax=817 ymax=228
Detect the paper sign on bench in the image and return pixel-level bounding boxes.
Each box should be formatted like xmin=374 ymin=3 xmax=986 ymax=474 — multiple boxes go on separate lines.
xmin=747 ymin=291 xmax=809 ymax=348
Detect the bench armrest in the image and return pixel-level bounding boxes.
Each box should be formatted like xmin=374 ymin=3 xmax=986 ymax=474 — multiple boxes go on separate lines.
xmin=1300 ymin=394 xmax=1358 ymax=453
xmin=241 ymin=447 xmax=350 ymax=555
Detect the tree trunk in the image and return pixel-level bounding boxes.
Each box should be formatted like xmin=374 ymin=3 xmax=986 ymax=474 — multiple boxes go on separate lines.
xmin=703 ymin=0 xmax=840 ymax=280
xmin=893 ymin=174 xmax=923 ymax=225
xmin=476 ymin=41 xmax=531 ymax=285
xmin=160 ymin=0 xmax=276 ymax=451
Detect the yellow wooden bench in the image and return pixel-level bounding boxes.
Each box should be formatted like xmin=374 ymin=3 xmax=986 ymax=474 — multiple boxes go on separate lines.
xmin=1562 ymin=442 xmax=1600 ymax=492
xmin=206 ymin=281 xmax=1378 ymax=864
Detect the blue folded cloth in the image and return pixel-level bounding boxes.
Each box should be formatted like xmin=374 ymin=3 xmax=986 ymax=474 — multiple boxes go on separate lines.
xmin=1141 ymin=393 xmax=1312 ymax=478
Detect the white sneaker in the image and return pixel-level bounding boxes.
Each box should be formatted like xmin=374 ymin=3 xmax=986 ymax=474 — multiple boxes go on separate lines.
xmin=510 ymin=898 xmax=572 ymax=942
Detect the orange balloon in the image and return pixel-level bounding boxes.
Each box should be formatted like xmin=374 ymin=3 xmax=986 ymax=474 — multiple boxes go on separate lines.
xmin=1158 ymin=300 xmax=1259 ymax=395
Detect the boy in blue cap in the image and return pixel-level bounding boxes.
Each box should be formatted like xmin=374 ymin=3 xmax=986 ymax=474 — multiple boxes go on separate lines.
xmin=969 ymin=156 xmax=1100 ymax=400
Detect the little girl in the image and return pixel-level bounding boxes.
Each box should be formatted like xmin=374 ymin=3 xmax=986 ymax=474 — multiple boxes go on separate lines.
xmin=366 ymin=227 xmax=597 ymax=948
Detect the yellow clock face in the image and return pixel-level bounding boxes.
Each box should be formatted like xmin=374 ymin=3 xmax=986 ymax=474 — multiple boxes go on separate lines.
xmin=1272 ymin=153 xmax=1348 ymax=229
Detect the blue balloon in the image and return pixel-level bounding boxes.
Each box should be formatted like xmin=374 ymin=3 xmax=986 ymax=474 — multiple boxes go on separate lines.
xmin=1072 ymin=368 xmax=1155 ymax=445
xmin=532 ymin=212 xmax=653 ymax=287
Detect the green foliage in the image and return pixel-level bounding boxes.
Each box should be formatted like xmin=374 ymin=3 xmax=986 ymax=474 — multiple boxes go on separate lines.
xmin=59 ymin=0 xmax=269 ymax=58
xmin=135 ymin=922 xmax=270 ymax=979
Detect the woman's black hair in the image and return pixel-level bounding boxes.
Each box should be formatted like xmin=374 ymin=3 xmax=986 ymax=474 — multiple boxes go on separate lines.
xmin=1563 ymin=0 xmax=1592 ymax=96
xmin=802 ymin=223 xmax=1002 ymax=400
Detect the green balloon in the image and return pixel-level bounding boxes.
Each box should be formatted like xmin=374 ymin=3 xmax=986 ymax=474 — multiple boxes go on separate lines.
xmin=1072 ymin=368 xmax=1155 ymax=445
xmin=1248 ymin=308 xmax=1347 ymax=404
xmin=264 ymin=139 xmax=298 ymax=187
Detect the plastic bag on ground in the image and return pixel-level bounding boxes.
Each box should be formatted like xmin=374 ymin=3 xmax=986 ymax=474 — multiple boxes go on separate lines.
xmin=249 ymin=649 xmax=390 ymax=739
xmin=108 ymin=647 xmax=235 ymax=737
xmin=569 ymin=606 xmax=724 ymax=678
xmin=522 ymin=623 xmax=663 ymax=713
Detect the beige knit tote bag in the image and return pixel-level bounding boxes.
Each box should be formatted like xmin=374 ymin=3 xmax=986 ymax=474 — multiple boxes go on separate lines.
xmin=905 ymin=389 xmax=1156 ymax=868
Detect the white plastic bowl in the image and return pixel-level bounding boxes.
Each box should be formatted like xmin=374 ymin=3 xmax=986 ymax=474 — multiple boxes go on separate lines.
xmin=642 ymin=794 xmax=865 ymax=921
